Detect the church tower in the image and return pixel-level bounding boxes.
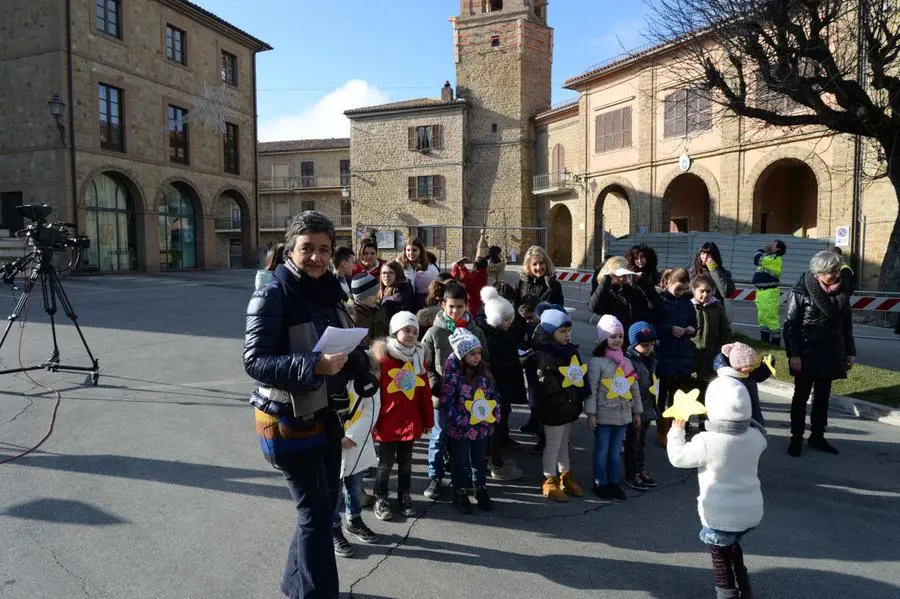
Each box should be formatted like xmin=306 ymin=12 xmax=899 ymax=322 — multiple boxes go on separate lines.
xmin=453 ymin=0 xmax=552 ymax=254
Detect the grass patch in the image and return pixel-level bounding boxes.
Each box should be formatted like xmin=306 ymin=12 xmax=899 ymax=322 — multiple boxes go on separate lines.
xmin=731 ymin=333 xmax=900 ymax=409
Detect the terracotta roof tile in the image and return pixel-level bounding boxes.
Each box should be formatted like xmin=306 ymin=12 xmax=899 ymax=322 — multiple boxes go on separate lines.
xmin=257 ymin=138 xmax=350 ymax=153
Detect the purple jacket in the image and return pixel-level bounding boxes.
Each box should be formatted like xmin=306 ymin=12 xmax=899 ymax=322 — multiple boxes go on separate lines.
xmin=439 ymin=354 xmax=501 ymax=441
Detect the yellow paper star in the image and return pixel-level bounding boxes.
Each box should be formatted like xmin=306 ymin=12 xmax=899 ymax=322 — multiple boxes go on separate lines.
xmin=650 ymin=374 xmax=660 ymax=398
xmin=387 ymin=361 xmax=426 ymax=400
xmin=662 ymin=389 xmax=706 ymax=421
xmin=344 ymin=388 xmax=363 ymax=430
xmin=762 ymin=354 xmax=776 ymax=377
xmin=602 ymin=367 xmax=637 ymax=400
xmin=464 ymin=389 xmax=497 ymax=425
xmin=558 ymin=355 xmax=588 ymax=388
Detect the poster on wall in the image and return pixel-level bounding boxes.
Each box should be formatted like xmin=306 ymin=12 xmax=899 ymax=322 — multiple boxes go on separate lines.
xmin=375 ymin=230 xmax=396 ymax=250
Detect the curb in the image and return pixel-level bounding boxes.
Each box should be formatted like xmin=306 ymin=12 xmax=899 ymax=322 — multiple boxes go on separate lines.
xmin=759 ymin=379 xmax=900 ymax=428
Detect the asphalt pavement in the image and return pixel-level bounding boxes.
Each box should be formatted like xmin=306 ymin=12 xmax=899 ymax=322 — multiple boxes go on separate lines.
xmin=0 ymin=269 xmax=898 ymax=599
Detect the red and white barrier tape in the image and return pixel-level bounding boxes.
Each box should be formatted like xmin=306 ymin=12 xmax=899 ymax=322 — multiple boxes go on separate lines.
xmin=555 ymin=271 xmax=900 ymax=312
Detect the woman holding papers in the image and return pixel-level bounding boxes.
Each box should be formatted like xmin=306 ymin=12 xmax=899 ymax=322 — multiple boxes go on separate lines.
xmin=243 ymin=210 xmax=376 ymax=599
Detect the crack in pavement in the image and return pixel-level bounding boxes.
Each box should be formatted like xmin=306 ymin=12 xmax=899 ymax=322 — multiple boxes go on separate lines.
xmin=346 ymin=475 xmax=693 ymax=596
xmin=2 ymin=397 xmax=34 ymax=425
xmin=24 ymin=529 xmax=91 ymax=598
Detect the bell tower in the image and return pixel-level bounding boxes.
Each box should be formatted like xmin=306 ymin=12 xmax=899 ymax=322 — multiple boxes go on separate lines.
xmin=454 ymin=0 xmax=552 ymax=254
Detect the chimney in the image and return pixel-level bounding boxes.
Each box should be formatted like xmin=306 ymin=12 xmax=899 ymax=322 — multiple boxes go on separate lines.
xmin=441 ymin=81 xmax=454 ymax=102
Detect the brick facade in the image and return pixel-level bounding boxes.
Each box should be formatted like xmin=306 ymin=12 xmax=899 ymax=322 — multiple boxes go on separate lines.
xmin=0 ymin=0 xmax=269 ymax=272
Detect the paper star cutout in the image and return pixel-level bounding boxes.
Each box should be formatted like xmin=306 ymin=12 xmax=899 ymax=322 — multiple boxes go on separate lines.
xmin=650 ymin=374 xmax=660 ymax=399
xmin=558 ymin=355 xmax=588 ymax=388
xmin=662 ymin=389 xmax=706 ymax=421
xmin=344 ymin=387 xmax=363 ymax=429
xmin=387 ymin=361 xmax=425 ymax=400
xmin=602 ymin=367 xmax=636 ymax=400
xmin=465 ymin=389 xmax=497 ymax=425
xmin=762 ymin=354 xmax=776 ymax=377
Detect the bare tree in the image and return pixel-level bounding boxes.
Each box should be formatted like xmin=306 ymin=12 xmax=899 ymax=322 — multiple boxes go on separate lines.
xmin=645 ymin=0 xmax=900 ymax=291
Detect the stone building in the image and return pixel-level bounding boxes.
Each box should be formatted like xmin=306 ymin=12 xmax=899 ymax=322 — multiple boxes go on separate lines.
xmin=346 ymin=0 xmax=552 ymax=264
xmin=0 ymin=0 xmax=270 ymax=272
xmin=536 ymin=40 xmax=896 ymax=288
xmin=256 ymin=138 xmax=354 ymax=251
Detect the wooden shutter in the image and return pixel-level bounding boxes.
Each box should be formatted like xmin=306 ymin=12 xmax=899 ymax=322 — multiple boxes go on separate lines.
xmin=663 ymin=93 xmax=675 ymax=138
xmin=408 ymin=127 xmax=416 ymax=150
xmin=432 ymin=124 xmax=442 ymax=149
xmin=433 ymin=175 xmax=444 ymax=199
xmin=408 ymin=176 xmax=417 ymax=200
xmin=623 ymin=106 xmax=633 ymax=148
xmin=595 ymin=115 xmax=602 ymax=153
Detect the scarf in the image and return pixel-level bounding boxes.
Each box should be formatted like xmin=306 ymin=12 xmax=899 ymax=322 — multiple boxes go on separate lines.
xmin=604 ymin=347 xmax=635 ymax=378
xmin=386 ymin=337 xmax=426 ymax=374
xmin=442 ymin=311 xmax=469 ymax=333
xmin=805 ymin=271 xmax=848 ymax=319
xmin=282 ymin=259 xmax=343 ymax=306
xmin=706 ymin=419 xmax=767 ymax=436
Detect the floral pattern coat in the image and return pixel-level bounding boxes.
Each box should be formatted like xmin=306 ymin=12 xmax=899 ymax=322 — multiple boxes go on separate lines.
xmin=439 ymin=353 xmax=501 ymax=441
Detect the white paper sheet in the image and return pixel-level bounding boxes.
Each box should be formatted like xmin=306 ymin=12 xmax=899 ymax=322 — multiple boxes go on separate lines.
xmin=312 ymin=327 xmax=369 ymax=354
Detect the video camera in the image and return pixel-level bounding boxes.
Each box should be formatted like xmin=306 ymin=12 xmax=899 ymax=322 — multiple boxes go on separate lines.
xmin=15 ymin=204 xmax=90 ymax=251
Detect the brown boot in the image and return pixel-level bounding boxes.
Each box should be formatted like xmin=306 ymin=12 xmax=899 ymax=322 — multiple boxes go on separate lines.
xmin=541 ymin=476 xmax=569 ymax=502
xmin=656 ymin=418 xmax=671 ymax=448
xmin=559 ymin=469 xmax=583 ymax=497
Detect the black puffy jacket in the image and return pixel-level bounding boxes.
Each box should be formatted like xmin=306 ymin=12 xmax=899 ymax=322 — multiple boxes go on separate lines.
xmin=482 ymin=323 xmax=528 ymax=406
xmin=243 ymin=264 xmax=368 ymax=415
xmin=783 ymin=272 xmax=856 ymax=380
xmin=588 ymin=275 xmax=663 ymax=331
xmin=524 ymin=328 xmax=589 ymax=426
xmin=516 ymin=274 xmax=564 ymax=307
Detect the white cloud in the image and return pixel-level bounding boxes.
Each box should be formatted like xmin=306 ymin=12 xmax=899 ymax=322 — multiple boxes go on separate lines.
xmin=258 ymin=80 xmax=389 ymax=141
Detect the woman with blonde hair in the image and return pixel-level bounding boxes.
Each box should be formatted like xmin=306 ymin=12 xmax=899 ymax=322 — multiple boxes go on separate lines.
xmin=515 ymin=245 xmax=564 ymax=308
xmin=588 ymin=255 xmax=663 ymax=331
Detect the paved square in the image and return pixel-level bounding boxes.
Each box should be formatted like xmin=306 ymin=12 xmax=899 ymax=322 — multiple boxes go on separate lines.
xmin=1 ymin=270 xmax=898 ymax=598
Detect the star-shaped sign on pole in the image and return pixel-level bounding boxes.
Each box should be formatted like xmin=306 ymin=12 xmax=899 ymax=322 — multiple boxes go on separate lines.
xmin=558 ymin=355 xmax=588 ymax=388
xmin=465 ymin=389 xmax=497 ymax=425
xmin=602 ymin=367 xmax=637 ymax=400
xmin=387 ymin=361 xmax=425 ymax=400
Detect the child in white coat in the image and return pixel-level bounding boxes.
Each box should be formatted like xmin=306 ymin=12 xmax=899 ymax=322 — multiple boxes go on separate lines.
xmin=668 ymin=374 xmax=767 ymax=599
xmin=332 ymin=374 xmax=381 ymax=557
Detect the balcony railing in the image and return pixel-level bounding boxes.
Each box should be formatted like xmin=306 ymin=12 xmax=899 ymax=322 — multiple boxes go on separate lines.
xmin=214 ymin=217 xmax=243 ymax=231
xmin=259 ymin=176 xmax=349 ymax=192
xmin=532 ymin=170 xmax=572 ymax=194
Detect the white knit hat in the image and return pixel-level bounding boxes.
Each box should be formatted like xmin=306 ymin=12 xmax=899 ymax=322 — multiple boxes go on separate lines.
xmin=389 ymin=311 xmax=419 ymax=336
xmin=449 ymin=329 xmax=481 ymax=359
xmin=705 ymin=376 xmax=752 ymax=422
xmin=480 ymin=286 xmax=514 ymax=327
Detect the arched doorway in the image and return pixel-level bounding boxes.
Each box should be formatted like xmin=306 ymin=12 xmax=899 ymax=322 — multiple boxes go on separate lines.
xmin=215 ymin=190 xmax=253 ymax=268
xmin=84 ymin=172 xmax=139 ymax=271
xmin=664 ymin=173 xmax=710 ymax=232
xmin=753 ymin=159 xmax=818 ymax=237
xmin=594 ymin=185 xmax=631 ymax=265
xmin=547 ymin=204 xmax=573 ymax=268
xmin=158 ymin=182 xmax=200 ymax=269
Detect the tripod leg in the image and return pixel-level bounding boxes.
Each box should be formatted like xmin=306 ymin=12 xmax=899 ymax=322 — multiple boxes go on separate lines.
xmin=41 ymin=268 xmax=61 ymax=367
xmin=46 ymin=266 xmax=100 ymax=384
xmin=0 ymin=266 xmax=40 ymax=352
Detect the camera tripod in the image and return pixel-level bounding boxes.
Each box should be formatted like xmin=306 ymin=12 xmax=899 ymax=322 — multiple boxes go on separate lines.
xmin=0 ymin=248 xmax=100 ymax=385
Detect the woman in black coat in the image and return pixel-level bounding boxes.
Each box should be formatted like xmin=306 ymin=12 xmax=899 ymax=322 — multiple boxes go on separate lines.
xmin=784 ymin=250 xmax=856 ymax=457
xmin=588 ymin=255 xmax=663 ymax=331
xmin=515 ymin=245 xmax=564 ymax=307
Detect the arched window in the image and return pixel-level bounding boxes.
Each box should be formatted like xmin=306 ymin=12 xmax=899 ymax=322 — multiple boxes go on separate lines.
xmin=159 ymin=184 xmax=197 ymax=269
xmin=85 ymin=172 xmax=137 ymax=271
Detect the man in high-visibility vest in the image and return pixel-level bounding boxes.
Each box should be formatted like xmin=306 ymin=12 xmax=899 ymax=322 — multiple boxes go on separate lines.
xmin=752 ymin=240 xmax=787 ymax=346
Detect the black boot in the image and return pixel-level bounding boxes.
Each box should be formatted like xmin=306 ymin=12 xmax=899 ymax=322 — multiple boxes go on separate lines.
xmin=769 ymin=335 xmax=781 ymax=348
xmin=519 ymin=413 xmax=539 ymax=434
xmin=453 ymin=488 xmax=474 ymax=514
xmin=760 ymin=330 xmax=771 ymax=344
xmin=808 ymin=435 xmax=839 ymax=454
xmin=474 ymin=486 xmax=494 ymax=511
xmin=787 ymin=436 xmax=803 ymax=457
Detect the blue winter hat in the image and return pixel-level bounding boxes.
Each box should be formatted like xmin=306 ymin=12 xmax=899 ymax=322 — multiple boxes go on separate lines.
xmin=537 ymin=302 xmax=572 ymax=334
xmin=449 ymin=328 xmax=481 ymax=360
xmin=628 ymin=321 xmax=658 ymax=346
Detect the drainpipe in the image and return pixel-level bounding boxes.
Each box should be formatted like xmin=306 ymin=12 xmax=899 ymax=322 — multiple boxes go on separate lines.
xmin=251 ymin=49 xmax=260 ymax=266
xmin=65 ymin=0 xmax=78 ymax=230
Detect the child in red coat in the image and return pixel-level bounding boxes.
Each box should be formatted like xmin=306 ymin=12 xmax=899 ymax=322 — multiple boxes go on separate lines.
xmin=372 ymin=311 xmax=434 ymax=521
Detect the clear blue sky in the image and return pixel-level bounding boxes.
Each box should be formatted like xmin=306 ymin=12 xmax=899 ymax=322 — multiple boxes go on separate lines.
xmin=195 ymin=1 xmax=651 ymax=141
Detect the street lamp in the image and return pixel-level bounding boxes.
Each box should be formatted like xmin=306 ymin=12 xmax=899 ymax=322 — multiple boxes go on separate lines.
xmin=48 ymin=93 xmax=66 ymax=144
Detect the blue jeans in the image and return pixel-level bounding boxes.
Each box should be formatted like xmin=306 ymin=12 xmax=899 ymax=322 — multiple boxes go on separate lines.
xmin=449 ymin=436 xmax=488 ymax=490
xmin=593 ymin=424 xmax=628 ymax=486
xmin=279 ymin=413 xmax=342 ymax=599
xmin=427 ymin=409 xmax=447 ymax=480
xmin=700 ymin=526 xmax=754 ymax=547
xmin=332 ymin=471 xmax=365 ymax=527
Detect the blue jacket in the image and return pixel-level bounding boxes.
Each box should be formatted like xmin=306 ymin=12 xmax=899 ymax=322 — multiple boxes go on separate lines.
xmin=752 ymin=251 xmax=782 ymax=289
xmin=655 ymin=291 xmax=697 ymax=377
